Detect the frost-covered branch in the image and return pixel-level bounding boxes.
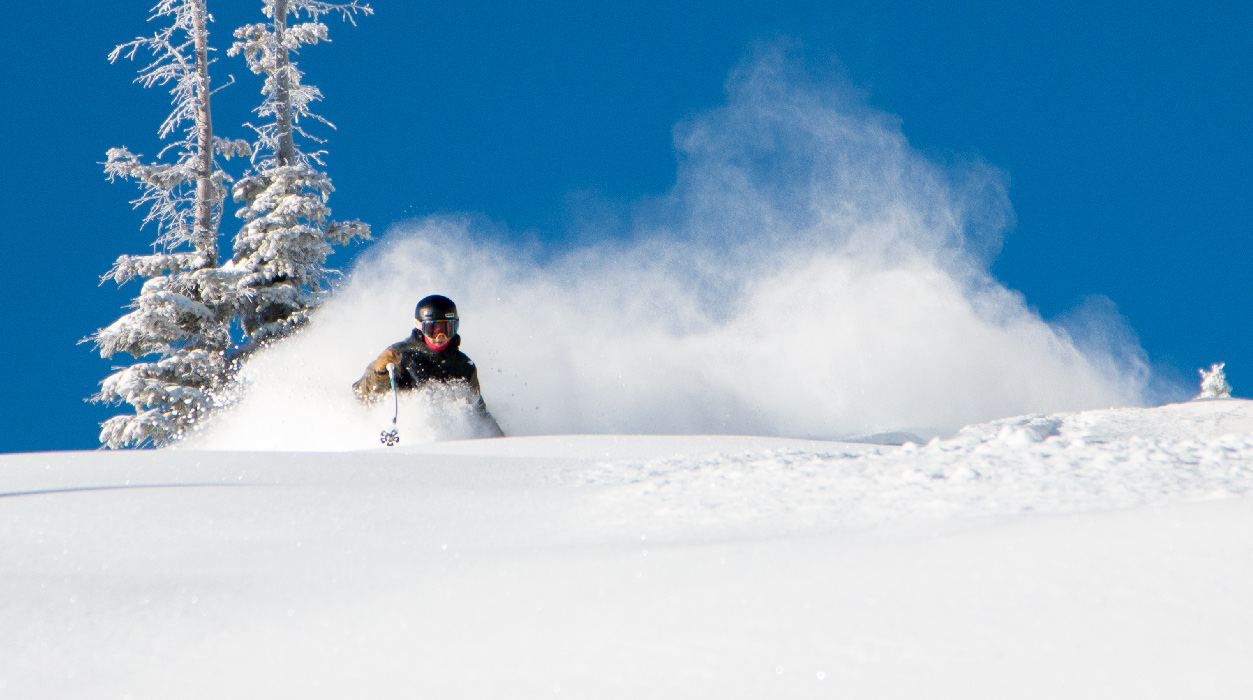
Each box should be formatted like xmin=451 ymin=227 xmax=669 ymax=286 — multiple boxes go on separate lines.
xmin=225 ymin=0 xmax=371 ymax=347
xmin=229 ymin=0 xmax=370 ymax=169
xmin=91 ymin=0 xmax=244 ymax=449
xmin=265 ymin=0 xmax=372 ymax=24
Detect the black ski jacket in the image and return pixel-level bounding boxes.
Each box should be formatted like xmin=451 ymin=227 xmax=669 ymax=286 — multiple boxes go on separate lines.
xmin=352 ymin=330 xmax=504 ymax=437
xmin=353 ymin=330 xmax=480 ymax=397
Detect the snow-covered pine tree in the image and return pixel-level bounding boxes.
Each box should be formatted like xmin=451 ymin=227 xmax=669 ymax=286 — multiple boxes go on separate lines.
xmin=1196 ymin=362 xmax=1233 ymax=400
xmin=89 ymin=0 xmax=250 ymax=448
xmin=227 ymin=0 xmax=371 ymax=350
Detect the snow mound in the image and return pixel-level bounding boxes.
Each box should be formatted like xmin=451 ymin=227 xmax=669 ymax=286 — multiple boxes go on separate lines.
xmin=574 ymin=400 xmax=1253 ymax=533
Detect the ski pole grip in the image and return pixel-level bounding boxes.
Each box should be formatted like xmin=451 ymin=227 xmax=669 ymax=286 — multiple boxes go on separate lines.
xmin=386 ymin=362 xmax=398 ymax=395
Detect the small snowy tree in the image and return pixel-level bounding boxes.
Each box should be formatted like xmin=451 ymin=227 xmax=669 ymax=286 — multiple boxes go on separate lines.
xmin=226 ymin=0 xmax=371 ymax=350
xmin=1196 ymin=362 xmax=1233 ymax=400
xmin=89 ymin=0 xmax=249 ymax=448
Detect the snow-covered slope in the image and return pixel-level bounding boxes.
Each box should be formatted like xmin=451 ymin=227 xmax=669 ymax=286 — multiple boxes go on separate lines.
xmin=4 ymin=401 xmax=1253 ymax=698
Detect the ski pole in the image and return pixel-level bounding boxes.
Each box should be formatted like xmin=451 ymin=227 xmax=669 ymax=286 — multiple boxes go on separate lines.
xmin=380 ymin=362 xmax=400 ymax=446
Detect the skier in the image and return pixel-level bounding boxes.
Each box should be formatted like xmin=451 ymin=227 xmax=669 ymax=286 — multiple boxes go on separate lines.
xmin=353 ymin=294 xmax=504 ymax=436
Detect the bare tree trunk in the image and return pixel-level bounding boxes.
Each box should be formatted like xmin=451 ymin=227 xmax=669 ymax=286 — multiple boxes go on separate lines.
xmin=273 ymin=0 xmax=296 ymax=167
xmin=191 ymin=0 xmax=217 ymax=267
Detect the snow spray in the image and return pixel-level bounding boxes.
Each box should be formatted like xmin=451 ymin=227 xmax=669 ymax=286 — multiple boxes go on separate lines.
xmin=187 ymin=47 xmax=1160 ymax=451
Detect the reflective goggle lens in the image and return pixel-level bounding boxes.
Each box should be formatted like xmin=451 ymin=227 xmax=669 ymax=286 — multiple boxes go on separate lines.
xmin=422 ymin=319 xmax=457 ymax=338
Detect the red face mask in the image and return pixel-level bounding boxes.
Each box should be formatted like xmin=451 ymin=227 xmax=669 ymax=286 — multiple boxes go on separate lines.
xmin=421 ymin=319 xmax=457 ymax=350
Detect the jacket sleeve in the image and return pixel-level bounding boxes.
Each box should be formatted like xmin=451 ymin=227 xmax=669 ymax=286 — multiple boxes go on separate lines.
xmin=351 ymin=346 xmax=402 ymax=400
xmin=464 ymin=364 xmax=504 ymax=437
xmin=468 ymin=363 xmax=481 ymax=394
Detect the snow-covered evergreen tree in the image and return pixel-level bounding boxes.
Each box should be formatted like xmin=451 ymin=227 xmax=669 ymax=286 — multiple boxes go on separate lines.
xmin=1196 ymin=362 xmax=1233 ymax=400
xmin=89 ymin=0 xmax=249 ymax=448
xmin=227 ymin=0 xmax=371 ymax=349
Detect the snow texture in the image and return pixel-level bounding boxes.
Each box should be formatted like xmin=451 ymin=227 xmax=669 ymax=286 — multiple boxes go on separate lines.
xmin=574 ymin=400 xmax=1253 ymax=534
xmin=3 ymin=400 xmax=1253 ymax=698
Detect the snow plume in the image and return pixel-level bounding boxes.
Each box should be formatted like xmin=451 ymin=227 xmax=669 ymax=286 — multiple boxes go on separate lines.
xmin=189 ymin=48 xmax=1154 ymax=451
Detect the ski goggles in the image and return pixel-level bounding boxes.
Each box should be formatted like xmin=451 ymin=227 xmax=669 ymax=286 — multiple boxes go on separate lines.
xmin=421 ymin=319 xmax=458 ymax=339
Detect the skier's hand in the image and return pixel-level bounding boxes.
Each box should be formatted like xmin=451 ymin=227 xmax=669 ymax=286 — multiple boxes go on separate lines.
xmin=370 ymin=348 xmax=402 ymax=375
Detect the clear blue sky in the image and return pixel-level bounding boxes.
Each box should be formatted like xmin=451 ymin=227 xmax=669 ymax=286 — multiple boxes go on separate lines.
xmin=0 ymin=1 xmax=1249 ymax=452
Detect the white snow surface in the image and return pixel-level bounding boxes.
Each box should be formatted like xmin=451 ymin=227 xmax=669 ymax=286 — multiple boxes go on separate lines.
xmin=5 ymin=400 xmax=1253 ymax=698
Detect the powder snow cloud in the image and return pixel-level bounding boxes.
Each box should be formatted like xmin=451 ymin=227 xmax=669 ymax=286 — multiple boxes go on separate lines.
xmin=191 ymin=46 xmax=1157 ymax=451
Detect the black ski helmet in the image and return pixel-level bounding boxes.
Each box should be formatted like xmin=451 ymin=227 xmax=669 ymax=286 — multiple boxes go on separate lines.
xmin=415 ymin=295 xmax=458 ymax=323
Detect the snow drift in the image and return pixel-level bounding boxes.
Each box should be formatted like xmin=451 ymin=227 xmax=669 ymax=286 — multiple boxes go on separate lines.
xmin=189 ymin=48 xmax=1158 ymax=451
xmin=5 ymin=401 xmax=1253 ymax=698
